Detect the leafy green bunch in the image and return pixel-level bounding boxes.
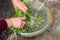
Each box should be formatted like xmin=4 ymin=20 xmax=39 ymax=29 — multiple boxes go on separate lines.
xmin=10 ymin=0 xmax=44 ymax=33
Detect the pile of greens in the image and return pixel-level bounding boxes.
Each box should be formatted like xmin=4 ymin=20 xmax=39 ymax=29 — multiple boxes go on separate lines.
xmin=10 ymin=0 xmax=44 ymax=33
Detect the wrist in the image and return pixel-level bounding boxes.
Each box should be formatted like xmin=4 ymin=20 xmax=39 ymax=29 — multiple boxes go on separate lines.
xmin=5 ymin=18 xmax=13 ymax=28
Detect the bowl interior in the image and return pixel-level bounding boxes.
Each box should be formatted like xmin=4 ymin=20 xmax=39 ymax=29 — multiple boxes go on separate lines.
xmin=21 ymin=2 xmax=49 ymax=33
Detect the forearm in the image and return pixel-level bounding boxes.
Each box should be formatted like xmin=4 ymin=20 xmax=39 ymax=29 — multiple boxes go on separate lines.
xmin=0 ymin=19 xmax=12 ymax=32
xmin=5 ymin=18 xmax=12 ymax=28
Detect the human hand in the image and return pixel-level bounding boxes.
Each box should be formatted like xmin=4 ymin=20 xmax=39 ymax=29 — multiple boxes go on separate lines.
xmin=11 ymin=0 xmax=28 ymax=14
xmin=5 ymin=17 xmax=25 ymax=28
xmin=11 ymin=17 xmax=25 ymax=28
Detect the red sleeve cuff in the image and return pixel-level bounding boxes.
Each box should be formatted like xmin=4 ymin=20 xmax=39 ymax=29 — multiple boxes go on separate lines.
xmin=0 ymin=20 xmax=8 ymax=32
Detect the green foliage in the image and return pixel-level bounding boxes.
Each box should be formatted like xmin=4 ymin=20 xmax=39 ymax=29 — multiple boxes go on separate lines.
xmin=22 ymin=0 xmax=28 ymax=3
xmin=10 ymin=0 xmax=44 ymax=33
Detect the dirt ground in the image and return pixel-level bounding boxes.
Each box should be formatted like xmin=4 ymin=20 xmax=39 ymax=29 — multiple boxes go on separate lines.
xmin=0 ymin=0 xmax=60 ymax=40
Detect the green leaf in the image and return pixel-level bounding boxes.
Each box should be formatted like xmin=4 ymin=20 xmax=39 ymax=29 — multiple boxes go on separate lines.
xmin=22 ymin=0 xmax=29 ymax=3
xmin=10 ymin=0 xmax=44 ymax=33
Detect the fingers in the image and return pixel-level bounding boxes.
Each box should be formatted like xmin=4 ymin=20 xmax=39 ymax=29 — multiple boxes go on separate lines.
xmin=17 ymin=1 xmax=28 ymax=14
xmin=23 ymin=21 xmax=26 ymax=24
xmin=17 ymin=5 xmax=27 ymax=14
xmin=20 ymin=21 xmax=25 ymax=28
xmin=16 ymin=17 xmax=25 ymax=28
xmin=20 ymin=18 xmax=26 ymax=28
xmin=19 ymin=1 xmax=28 ymax=11
xmin=11 ymin=17 xmax=26 ymax=28
xmin=12 ymin=0 xmax=28 ymax=14
xmin=21 ymin=17 xmax=25 ymax=20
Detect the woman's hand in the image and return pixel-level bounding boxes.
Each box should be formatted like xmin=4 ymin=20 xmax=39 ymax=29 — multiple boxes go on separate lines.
xmin=5 ymin=17 xmax=25 ymax=28
xmin=11 ymin=0 xmax=28 ymax=14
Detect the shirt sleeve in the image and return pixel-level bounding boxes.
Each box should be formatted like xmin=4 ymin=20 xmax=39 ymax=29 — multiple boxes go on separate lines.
xmin=0 ymin=20 xmax=8 ymax=32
